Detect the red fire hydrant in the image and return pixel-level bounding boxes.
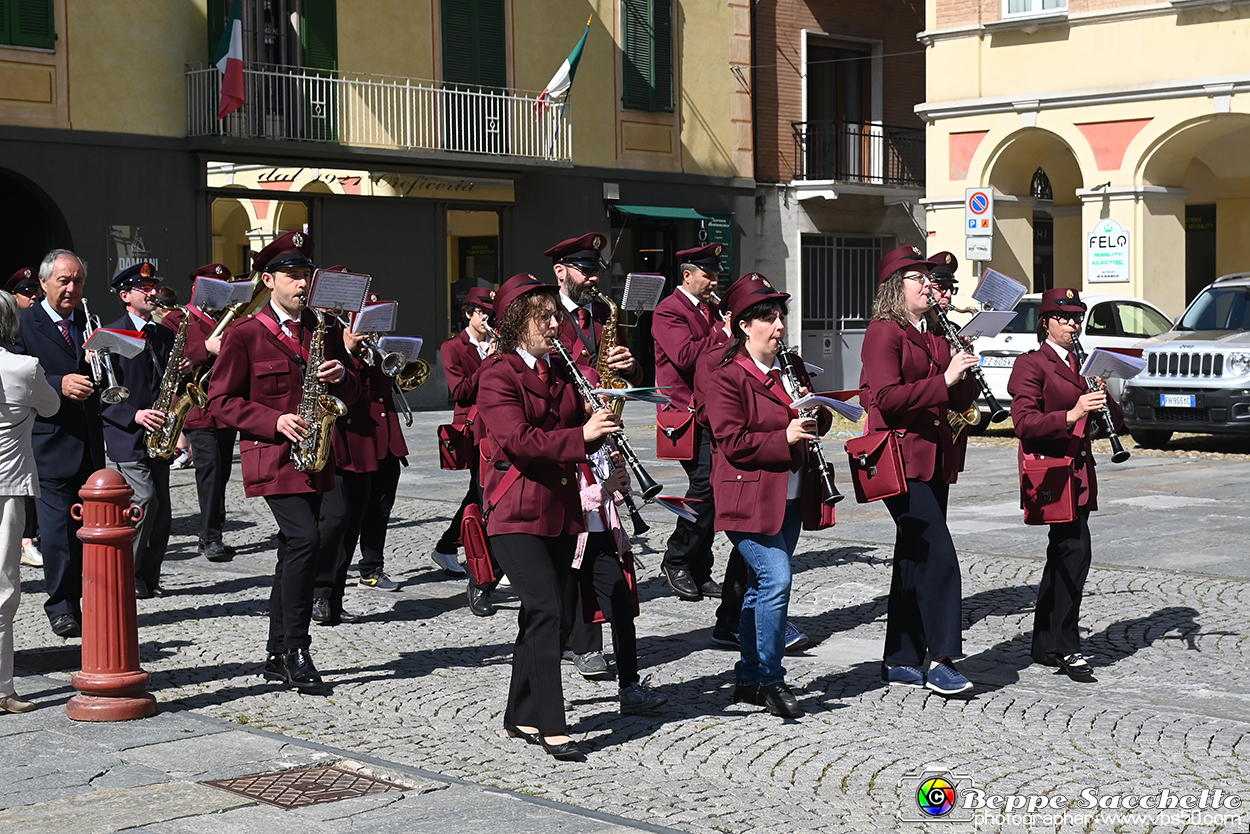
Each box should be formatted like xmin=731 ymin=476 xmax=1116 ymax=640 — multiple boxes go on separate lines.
xmin=67 ymin=469 xmax=157 ymax=721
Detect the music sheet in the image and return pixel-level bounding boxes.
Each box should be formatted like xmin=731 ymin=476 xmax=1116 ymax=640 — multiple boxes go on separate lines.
xmin=958 ymin=310 xmax=1018 ymax=341
xmin=791 ymin=392 xmax=865 ymax=422
xmin=352 ymin=302 xmax=398 ymax=334
xmin=308 ymin=269 xmax=371 ymax=313
xmin=192 ymin=278 xmax=254 ymax=311
xmin=378 ymin=336 xmax=423 ymax=362
xmin=621 ymin=273 xmax=666 ymax=313
xmin=84 ymin=329 xmax=146 ymax=359
xmin=972 ymin=268 xmax=1028 ymax=311
xmin=1080 ymin=347 xmax=1147 ymax=380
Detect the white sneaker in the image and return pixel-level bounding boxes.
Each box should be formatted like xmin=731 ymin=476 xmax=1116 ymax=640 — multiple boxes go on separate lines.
xmin=170 ymin=449 xmax=193 ymax=470
xmin=430 ymin=549 xmax=466 ymax=575
xmin=494 ymin=573 xmax=512 ymax=590
xmin=20 ymin=542 xmax=42 ymax=568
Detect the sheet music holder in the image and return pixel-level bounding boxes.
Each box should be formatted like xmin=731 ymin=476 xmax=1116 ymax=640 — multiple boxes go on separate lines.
xmin=791 ymin=392 xmax=864 ymax=422
xmin=308 ymin=269 xmax=371 ymax=314
xmin=621 ymin=273 xmax=666 ymax=313
xmin=378 ymin=336 xmax=423 ymax=362
xmin=957 ymin=310 xmax=1018 ymax=341
xmin=1080 ymin=347 xmax=1146 ymax=380
xmin=972 ymin=268 xmax=1028 ymax=311
xmin=84 ymin=328 xmax=146 ymax=360
xmin=352 ymin=301 xmax=398 ymax=334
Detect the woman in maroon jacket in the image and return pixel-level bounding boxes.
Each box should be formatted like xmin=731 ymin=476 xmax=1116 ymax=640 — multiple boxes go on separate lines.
xmin=476 ymin=273 xmax=619 ymax=760
xmin=703 ymin=273 xmax=824 ymax=720
xmin=859 ymin=246 xmax=979 ymax=697
xmin=1007 ymin=288 xmax=1120 ymax=683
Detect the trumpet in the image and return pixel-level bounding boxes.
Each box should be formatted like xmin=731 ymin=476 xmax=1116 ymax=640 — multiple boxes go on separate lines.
xmin=80 ymin=299 xmax=129 ymax=404
xmin=1070 ymin=333 xmax=1130 ymax=464
xmin=357 ymin=334 xmax=407 ymax=377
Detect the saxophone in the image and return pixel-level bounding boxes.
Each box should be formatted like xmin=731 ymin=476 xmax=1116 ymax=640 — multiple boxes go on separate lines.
xmin=145 ymin=307 xmax=206 ymax=459
xmin=590 ymin=289 xmax=629 ymax=417
xmin=292 ymin=308 xmax=348 ymax=473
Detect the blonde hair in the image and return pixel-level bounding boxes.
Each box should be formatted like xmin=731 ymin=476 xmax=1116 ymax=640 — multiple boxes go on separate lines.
xmin=872 ymin=271 xmax=939 ymax=329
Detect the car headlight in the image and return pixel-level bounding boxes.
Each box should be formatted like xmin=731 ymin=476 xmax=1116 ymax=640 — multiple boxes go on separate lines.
xmin=1227 ymin=352 xmax=1250 ymax=376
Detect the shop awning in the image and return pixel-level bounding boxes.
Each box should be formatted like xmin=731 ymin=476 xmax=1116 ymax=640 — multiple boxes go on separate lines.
xmin=612 ymin=204 xmax=712 ymax=220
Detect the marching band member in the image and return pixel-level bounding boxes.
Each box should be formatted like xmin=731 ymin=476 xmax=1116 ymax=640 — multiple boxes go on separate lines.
xmin=652 ymin=243 xmax=732 ymax=602
xmin=207 ymin=232 xmax=358 ymax=694
xmin=100 ymin=263 xmax=175 ymax=599
xmin=16 ymin=249 xmax=104 ymax=638
xmin=1007 ymin=288 xmax=1120 ymax=683
xmin=312 ymin=268 xmax=410 ymax=625
xmin=860 ymin=246 xmax=979 ymax=696
xmin=703 ymin=273 xmax=826 ymax=720
xmin=433 ymin=288 xmax=494 ymax=613
xmin=476 ymin=273 xmax=620 ymax=760
xmin=161 ymin=264 xmax=239 ymax=563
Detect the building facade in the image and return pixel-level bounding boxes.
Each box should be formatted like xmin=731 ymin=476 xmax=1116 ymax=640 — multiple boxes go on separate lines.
xmin=922 ymin=0 xmax=1250 ymax=318
xmin=0 ymin=0 xmax=754 ymax=402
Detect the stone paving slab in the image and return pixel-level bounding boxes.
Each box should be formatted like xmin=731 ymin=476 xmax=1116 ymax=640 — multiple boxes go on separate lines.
xmin=4 ymin=409 xmax=1249 ymax=833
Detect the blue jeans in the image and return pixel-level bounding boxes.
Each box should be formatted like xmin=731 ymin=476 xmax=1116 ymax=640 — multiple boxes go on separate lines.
xmin=727 ymin=500 xmax=802 ymax=687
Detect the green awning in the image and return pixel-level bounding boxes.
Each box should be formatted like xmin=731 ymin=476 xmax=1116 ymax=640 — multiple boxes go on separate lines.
xmin=612 ymin=204 xmax=712 ymax=220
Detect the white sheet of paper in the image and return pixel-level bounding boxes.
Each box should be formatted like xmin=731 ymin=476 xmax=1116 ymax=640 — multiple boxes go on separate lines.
xmin=621 ymin=273 xmax=667 ymax=313
xmin=590 ymin=387 xmax=672 ymax=406
xmin=790 ymin=392 xmax=864 ymax=422
xmin=972 ymin=268 xmax=1028 ymax=311
xmin=191 ymin=277 xmax=254 ymax=311
xmin=378 ymin=336 xmax=423 ymax=362
xmin=352 ymin=302 xmax=398 ymax=334
xmin=84 ymin=329 xmax=146 ymax=359
xmin=958 ymin=310 xmax=1018 ymax=341
xmin=1080 ymin=347 xmax=1147 ymax=380
xmin=309 ymin=269 xmax=371 ymax=313
xmin=656 ymin=497 xmax=699 ymax=522
xmin=803 ymin=361 xmax=824 ymax=376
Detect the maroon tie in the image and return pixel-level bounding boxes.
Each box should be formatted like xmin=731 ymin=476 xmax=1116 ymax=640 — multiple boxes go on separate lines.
xmin=535 ymin=356 xmax=550 ymax=385
xmin=1068 ymin=352 xmax=1080 ymax=374
xmin=766 ymin=369 xmax=794 ymax=404
xmin=284 ymin=320 xmax=305 ymax=360
xmin=698 ymin=301 xmax=712 ymax=326
xmin=577 ymin=308 xmax=592 ymax=333
xmin=56 ymin=319 xmax=75 ymax=351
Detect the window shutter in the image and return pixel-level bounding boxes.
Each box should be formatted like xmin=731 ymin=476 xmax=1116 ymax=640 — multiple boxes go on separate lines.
xmin=441 ymin=0 xmax=475 ymax=86
xmin=302 ymin=0 xmax=337 ymax=72
xmin=621 ymin=0 xmax=652 ymax=109
xmin=476 ymin=0 xmax=506 ymax=89
xmin=0 ymin=1 xmax=12 ymax=45
xmin=207 ymin=0 xmax=224 ymax=62
xmin=12 ymin=0 xmax=54 ymax=49
xmin=653 ymin=0 xmax=672 ymax=111
xmin=443 ymin=0 xmax=506 ymax=89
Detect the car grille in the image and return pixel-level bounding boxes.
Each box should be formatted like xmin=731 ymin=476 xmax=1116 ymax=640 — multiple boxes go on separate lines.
xmin=1146 ymin=351 xmax=1224 ymax=378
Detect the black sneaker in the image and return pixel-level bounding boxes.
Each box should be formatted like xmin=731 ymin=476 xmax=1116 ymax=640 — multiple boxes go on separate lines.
xmin=358 ymin=570 xmax=400 ymax=591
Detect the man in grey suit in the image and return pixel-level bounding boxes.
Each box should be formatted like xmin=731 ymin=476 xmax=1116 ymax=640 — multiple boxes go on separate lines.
xmin=14 ymin=250 xmax=105 ymax=638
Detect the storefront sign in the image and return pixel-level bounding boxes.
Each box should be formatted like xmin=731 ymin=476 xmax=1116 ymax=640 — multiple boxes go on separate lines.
xmin=702 ymin=213 xmax=734 ymax=284
xmin=1087 ymin=218 xmax=1130 ymax=283
xmin=207 ymin=162 xmax=515 ymax=203
xmin=107 ymin=226 xmax=167 ymax=279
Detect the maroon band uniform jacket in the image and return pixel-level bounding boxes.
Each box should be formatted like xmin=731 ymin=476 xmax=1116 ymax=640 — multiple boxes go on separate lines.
xmin=441 ymin=330 xmax=487 ymax=439
xmin=652 ymin=289 xmax=729 ymax=417
xmin=160 ymin=307 xmax=218 ymax=431
xmin=556 ymin=298 xmax=642 ymax=384
xmin=333 ymin=357 xmax=408 ymax=474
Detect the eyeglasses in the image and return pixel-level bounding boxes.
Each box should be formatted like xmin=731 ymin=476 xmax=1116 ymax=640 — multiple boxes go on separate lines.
xmin=902 ymin=272 xmax=932 ymax=284
xmin=1051 ymin=313 xmax=1084 ymax=324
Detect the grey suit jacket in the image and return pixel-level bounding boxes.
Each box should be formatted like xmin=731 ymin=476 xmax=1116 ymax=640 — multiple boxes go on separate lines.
xmin=0 ymin=347 xmax=61 ymax=497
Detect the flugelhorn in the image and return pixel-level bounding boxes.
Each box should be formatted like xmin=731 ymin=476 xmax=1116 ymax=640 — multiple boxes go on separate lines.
xmin=80 ymin=299 xmax=129 ymax=404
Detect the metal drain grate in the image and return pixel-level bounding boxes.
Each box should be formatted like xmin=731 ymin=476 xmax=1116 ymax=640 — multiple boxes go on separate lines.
xmin=202 ymin=766 xmax=407 ymax=809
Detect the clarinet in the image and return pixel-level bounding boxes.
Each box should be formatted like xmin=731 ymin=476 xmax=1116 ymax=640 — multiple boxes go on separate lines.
xmin=775 ymin=339 xmax=844 ymax=506
xmin=549 ymin=336 xmax=663 ymax=502
xmin=926 ymin=295 xmax=1009 ymax=423
xmin=1070 ymin=333 xmax=1131 ymax=464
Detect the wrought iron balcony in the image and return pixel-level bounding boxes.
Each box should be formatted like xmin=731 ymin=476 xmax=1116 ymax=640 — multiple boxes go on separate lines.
xmin=187 ymin=63 xmax=572 ymax=162
xmin=792 ymin=119 xmax=924 ymax=187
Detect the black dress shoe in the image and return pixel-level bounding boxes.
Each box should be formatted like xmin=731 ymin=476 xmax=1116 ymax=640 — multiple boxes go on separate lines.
xmin=135 ymin=578 xmax=152 ymax=599
xmin=336 ymin=608 xmax=360 ymax=624
xmin=201 ymin=541 xmax=234 ymax=563
xmin=732 ymin=683 xmax=763 ymax=705
xmin=49 ymin=614 xmax=81 ymax=639
xmin=699 ymin=578 xmax=723 ymax=597
xmin=539 ymin=736 xmax=583 ymax=760
xmin=1056 ymin=652 xmax=1097 ymax=683
xmin=148 ymin=584 xmax=167 ymax=598
xmin=311 ymin=598 xmax=331 ymax=624
xmin=468 ymin=582 xmax=496 ymax=617
xmin=504 ymin=721 xmax=540 ymax=745
xmin=263 ymin=653 xmax=287 ymax=683
xmin=282 ymin=647 xmax=328 ymax=694
xmin=662 ymin=566 xmax=702 ymax=601
xmin=759 ymin=681 xmax=803 ymax=718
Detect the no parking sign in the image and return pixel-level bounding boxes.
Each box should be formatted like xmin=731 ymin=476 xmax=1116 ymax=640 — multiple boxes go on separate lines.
xmin=965 ymin=188 xmax=994 ymax=237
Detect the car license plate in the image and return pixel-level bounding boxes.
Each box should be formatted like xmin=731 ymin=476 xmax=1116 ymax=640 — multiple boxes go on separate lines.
xmin=980 ymin=356 xmax=1015 ymax=368
xmin=1160 ymin=394 xmax=1196 ymax=408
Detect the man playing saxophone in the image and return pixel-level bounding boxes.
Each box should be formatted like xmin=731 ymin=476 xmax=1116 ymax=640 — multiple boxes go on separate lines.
xmin=100 ymin=263 xmax=176 ymax=599
xmin=207 ymin=232 xmax=358 ymax=695
xmin=545 ymin=232 xmax=640 ymax=681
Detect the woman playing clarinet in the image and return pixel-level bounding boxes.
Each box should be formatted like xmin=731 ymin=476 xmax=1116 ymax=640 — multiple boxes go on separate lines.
xmin=859 ymin=246 xmax=980 ymax=696
xmin=476 ymin=273 xmax=620 ymax=760
xmin=703 ymin=273 xmax=829 ymax=719
xmin=1007 ymin=288 xmax=1121 ymax=684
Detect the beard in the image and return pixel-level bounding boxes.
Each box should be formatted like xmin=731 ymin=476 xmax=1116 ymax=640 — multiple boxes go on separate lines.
xmin=565 ymin=282 xmax=596 ymax=309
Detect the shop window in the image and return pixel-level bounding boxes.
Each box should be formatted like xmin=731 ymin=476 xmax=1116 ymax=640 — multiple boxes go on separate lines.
xmin=801 ymin=235 xmax=888 ymax=330
xmin=1004 ymin=0 xmax=1066 ymax=15
xmin=622 ymin=0 xmax=673 ymax=112
xmin=0 ymin=0 xmax=56 ymax=50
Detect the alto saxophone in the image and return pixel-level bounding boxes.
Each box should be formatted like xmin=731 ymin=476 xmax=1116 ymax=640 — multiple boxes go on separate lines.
xmin=590 ymin=289 xmax=629 ymax=417
xmin=292 ymin=308 xmax=348 ymax=473
xmin=145 ymin=306 xmax=206 ymax=459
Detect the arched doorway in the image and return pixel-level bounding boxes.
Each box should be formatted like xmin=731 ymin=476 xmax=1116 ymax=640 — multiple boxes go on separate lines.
xmin=0 ymin=168 xmax=73 ymax=278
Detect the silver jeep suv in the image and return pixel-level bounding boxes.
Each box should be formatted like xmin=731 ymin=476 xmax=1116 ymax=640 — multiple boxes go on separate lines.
xmin=1121 ymin=273 xmax=1250 ymax=447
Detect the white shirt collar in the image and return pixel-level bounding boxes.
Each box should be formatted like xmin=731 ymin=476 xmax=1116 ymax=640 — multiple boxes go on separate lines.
xmin=1046 ymin=339 xmax=1075 ymax=362
xmin=41 ymin=298 xmax=72 ymax=323
xmin=269 ymin=300 xmax=299 ymax=326
xmin=559 ymin=292 xmax=582 ymax=314
xmin=515 ymin=346 xmax=550 ymax=370
xmin=910 ymin=317 xmax=927 ymax=333
xmin=128 ymin=311 xmax=152 ymax=331
xmin=677 ymin=286 xmax=703 ymax=308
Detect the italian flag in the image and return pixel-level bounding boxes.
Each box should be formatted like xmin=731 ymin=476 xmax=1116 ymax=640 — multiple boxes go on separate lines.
xmin=536 ymin=17 xmax=591 ymax=110
xmin=213 ymin=0 xmax=244 ymax=119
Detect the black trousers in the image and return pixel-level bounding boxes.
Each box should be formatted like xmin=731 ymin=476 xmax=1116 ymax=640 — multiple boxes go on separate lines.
xmin=882 ymin=477 xmax=963 ymax=666
xmin=22 ymin=496 xmax=36 ymax=539
xmin=263 ymin=493 xmax=323 ymax=655
xmin=1032 ymin=508 xmax=1093 ymax=660
xmin=314 ymin=469 xmax=370 ymax=613
xmin=661 ymin=427 xmax=716 ymax=583
xmin=491 ymin=532 xmax=573 ymax=736
xmin=563 ymin=532 xmax=639 ymax=687
xmin=35 ymin=455 xmax=95 ymax=620
xmin=714 ymin=546 xmax=749 ymax=631
xmin=187 ymin=427 xmax=237 ymax=546
xmin=436 ymin=454 xmax=480 ymax=554
xmin=352 ymin=454 xmax=401 ymax=574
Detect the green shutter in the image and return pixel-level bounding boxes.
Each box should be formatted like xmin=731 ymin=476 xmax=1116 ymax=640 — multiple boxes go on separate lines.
xmin=441 ymin=0 xmax=474 ymax=85
xmin=0 ymin=1 xmax=11 ymax=46
xmin=11 ymin=0 xmax=54 ymax=49
xmin=476 ymin=0 xmax=506 ymax=89
xmin=622 ymin=0 xmax=672 ymax=112
xmin=653 ymin=0 xmax=672 ymax=111
xmin=207 ymin=0 xmax=224 ymax=63
xmin=442 ymin=0 xmax=506 ymax=90
xmin=303 ymin=0 xmax=337 ymax=71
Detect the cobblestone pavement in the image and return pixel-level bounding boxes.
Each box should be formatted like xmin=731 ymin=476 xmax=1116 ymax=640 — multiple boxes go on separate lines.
xmin=10 ymin=410 xmax=1249 ymax=834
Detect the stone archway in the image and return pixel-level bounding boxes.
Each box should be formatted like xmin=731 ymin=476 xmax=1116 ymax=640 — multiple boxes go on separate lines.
xmin=0 ymin=167 xmax=73 ymax=278
xmin=982 ymin=128 xmax=1085 ymax=290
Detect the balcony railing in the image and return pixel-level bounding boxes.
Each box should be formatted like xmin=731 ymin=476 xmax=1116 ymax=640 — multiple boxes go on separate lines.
xmin=187 ymin=63 xmax=572 ymax=162
xmin=792 ymin=119 xmax=924 ymax=187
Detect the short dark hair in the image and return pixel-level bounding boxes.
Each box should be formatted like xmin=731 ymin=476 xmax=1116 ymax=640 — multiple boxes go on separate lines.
xmin=719 ymin=298 xmax=788 ymax=366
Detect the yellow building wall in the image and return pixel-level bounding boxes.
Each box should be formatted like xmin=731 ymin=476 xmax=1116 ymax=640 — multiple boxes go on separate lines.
xmin=338 ymin=0 xmax=434 ymax=80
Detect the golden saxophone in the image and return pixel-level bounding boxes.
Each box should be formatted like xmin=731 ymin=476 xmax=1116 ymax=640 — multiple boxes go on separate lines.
xmin=145 ymin=305 xmax=205 ymax=459
xmin=590 ymin=289 xmax=630 ymax=417
xmin=941 ymin=300 xmax=986 ymax=440
xmin=292 ymin=308 xmax=347 ymax=473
